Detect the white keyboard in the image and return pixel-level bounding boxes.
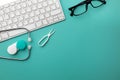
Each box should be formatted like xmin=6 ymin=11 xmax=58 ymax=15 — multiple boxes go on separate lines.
xmin=0 ymin=0 xmax=65 ymax=42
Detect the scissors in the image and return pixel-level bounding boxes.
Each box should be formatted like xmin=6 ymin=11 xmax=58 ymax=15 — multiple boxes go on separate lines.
xmin=38 ymin=29 xmax=55 ymax=47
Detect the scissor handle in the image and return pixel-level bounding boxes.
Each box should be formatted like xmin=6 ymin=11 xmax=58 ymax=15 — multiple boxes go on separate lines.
xmin=38 ymin=35 xmax=49 ymax=47
xmin=38 ymin=29 xmax=55 ymax=47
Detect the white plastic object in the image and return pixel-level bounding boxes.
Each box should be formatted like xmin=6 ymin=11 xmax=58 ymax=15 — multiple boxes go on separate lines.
xmin=7 ymin=42 xmax=17 ymax=55
xmin=28 ymin=37 xmax=32 ymax=42
xmin=28 ymin=45 xmax=32 ymax=50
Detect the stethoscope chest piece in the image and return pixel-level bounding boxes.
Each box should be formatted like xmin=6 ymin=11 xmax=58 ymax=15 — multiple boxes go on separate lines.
xmin=7 ymin=40 xmax=27 ymax=55
xmin=16 ymin=40 xmax=27 ymax=50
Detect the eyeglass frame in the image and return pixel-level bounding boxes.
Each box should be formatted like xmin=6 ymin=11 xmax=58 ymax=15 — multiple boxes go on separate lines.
xmin=69 ymin=0 xmax=106 ymax=16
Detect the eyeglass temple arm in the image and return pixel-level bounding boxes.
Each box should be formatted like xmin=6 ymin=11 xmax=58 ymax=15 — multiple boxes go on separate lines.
xmin=90 ymin=0 xmax=106 ymax=8
xmin=98 ymin=0 xmax=106 ymax=4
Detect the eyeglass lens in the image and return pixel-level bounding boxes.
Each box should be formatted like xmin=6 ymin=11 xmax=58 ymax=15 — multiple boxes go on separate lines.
xmin=69 ymin=0 xmax=106 ymax=16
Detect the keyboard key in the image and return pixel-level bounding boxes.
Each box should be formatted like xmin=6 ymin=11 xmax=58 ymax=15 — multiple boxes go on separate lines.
xmin=51 ymin=5 xmax=56 ymax=10
xmin=24 ymin=20 xmax=29 ymax=25
xmin=9 ymin=12 xmax=15 ymax=18
xmin=0 ymin=0 xmax=65 ymax=42
xmin=24 ymin=14 xmax=29 ymax=19
xmin=26 ymin=7 xmax=31 ymax=12
xmin=45 ymin=13 xmax=50 ymax=18
xmin=35 ymin=10 xmax=40 ymax=15
xmin=36 ymin=21 xmax=42 ymax=27
xmin=10 ymin=6 xmax=15 ymax=11
xmin=24 ymin=24 xmax=36 ymax=31
xmin=31 ymin=0 xmax=37 ymax=4
xmin=38 ymin=0 xmax=43 ymax=3
xmin=32 ymin=5 xmax=37 ymax=10
xmin=4 ymin=14 xmax=9 ymax=20
xmin=18 ymin=22 xmax=23 ymax=27
xmin=15 ymin=11 xmax=20 ymax=16
xmin=1 ymin=32 xmax=8 ymax=39
xmin=0 ymin=10 xmax=4 ymax=15
xmin=12 ymin=24 xmax=17 ymax=28
xmin=21 ymin=2 xmax=27 ymax=8
xmin=34 ymin=16 xmax=39 ymax=22
xmin=7 ymin=20 xmax=12 ymax=25
xmin=8 ymin=30 xmax=25 ymax=37
xmin=0 ymin=36 xmax=1 ymax=40
xmin=42 ymin=20 xmax=48 ymax=25
xmin=0 ymin=16 xmax=3 ymax=21
xmin=58 ymin=13 xmax=65 ymax=20
xmin=54 ymin=18 xmax=59 ymax=22
xmin=4 ymin=8 xmax=10 ymax=13
xmin=18 ymin=16 xmax=24 ymax=21
xmin=42 ymin=2 xmax=47 ymax=7
xmin=48 ymin=0 xmax=53 ymax=5
xmin=51 ymin=9 xmax=61 ymax=16
xmin=30 ymin=12 xmax=35 ymax=17
xmin=3 ymin=4 xmax=9 ymax=8
xmin=29 ymin=18 xmax=34 ymax=23
xmin=0 ymin=24 xmax=2 ymax=28
xmin=47 ymin=17 xmax=54 ymax=23
xmin=15 ymin=0 xmax=21 ymax=4
xmin=39 ymin=15 xmax=44 ymax=19
xmin=1 ymin=22 xmax=7 ymax=27
xmin=16 ymin=5 xmax=21 ymax=10
xmin=37 ymin=3 xmax=42 ymax=8
xmin=10 ymin=2 xmax=15 ymax=6
xmin=27 ymin=1 xmax=32 ymax=6
xmin=12 ymin=18 xmax=18 ymax=23
xmin=21 ymin=9 xmax=26 ymax=14
xmin=40 ymin=9 xmax=45 ymax=13
xmin=1 ymin=27 xmax=6 ymax=30
xmin=46 ymin=7 xmax=50 ymax=11
xmin=55 ymin=2 xmax=60 ymax=8
xmin=6 ymin=26 xmax=12 ymax=29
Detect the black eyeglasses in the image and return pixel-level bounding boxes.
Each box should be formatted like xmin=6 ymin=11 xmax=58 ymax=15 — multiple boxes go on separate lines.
xmin=69 ymin=0 xmax=106 ymax=16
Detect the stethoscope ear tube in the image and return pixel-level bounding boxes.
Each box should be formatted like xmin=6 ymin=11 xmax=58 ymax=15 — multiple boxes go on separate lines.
xmin=0 ymin=46 xmax=32 ymax=61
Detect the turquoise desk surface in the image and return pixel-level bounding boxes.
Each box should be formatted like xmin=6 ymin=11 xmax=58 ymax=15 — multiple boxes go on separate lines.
xmin=0 ymin=0 xmax=120 ymax=80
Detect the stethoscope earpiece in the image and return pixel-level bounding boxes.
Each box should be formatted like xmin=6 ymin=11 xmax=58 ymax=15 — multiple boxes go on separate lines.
xmin=28 ymin=45 xmax=32 ymax=50
xmin=28 ymin=37 xmax=32 ymax=42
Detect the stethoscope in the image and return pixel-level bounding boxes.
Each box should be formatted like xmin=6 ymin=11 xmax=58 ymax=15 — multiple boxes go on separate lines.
xmin=0 ymin=28 xmax=32 ymax=61
xmin=0 ymin=28 xmax=55 ymax=61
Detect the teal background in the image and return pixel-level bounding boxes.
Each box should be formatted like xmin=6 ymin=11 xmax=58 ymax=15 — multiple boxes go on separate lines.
xmin=0 ymin=0 xmax=120 ymax=80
